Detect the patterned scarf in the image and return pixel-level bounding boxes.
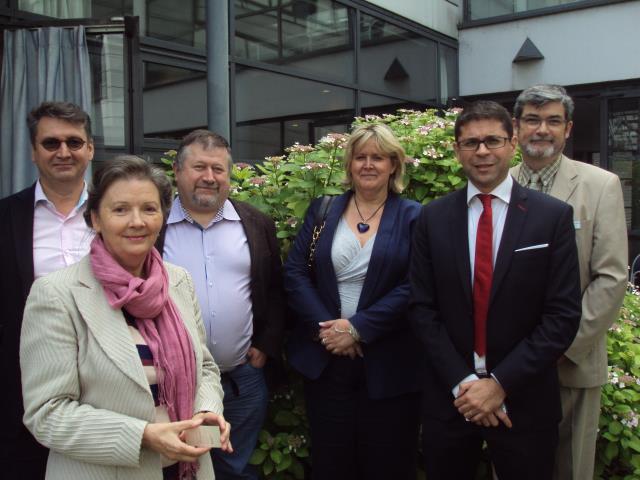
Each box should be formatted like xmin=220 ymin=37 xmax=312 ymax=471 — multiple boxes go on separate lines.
xmin=90 ymin=236 xmax=197 ymax=479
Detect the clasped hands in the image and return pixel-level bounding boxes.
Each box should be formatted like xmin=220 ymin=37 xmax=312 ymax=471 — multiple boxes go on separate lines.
xmin=453 ymin=378 xmax=512 ymax=428
xmin=318 ymin=319 xmax=363 ymax=359
xmin=142 ymin=411 xmax=232 ymax=462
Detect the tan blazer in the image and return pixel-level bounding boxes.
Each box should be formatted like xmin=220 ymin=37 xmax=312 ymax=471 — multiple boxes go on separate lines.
xmin=511 ymin=156 xmax=628 ymax=388
xmin=20 ymin=256 xmax=223 ymax=480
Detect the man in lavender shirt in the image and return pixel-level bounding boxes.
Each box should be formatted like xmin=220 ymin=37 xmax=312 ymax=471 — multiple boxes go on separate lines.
xmin=156 ymin=129 xmax=285 ymax=480
xmin=0 ymin=101 xmax=95 ymax=478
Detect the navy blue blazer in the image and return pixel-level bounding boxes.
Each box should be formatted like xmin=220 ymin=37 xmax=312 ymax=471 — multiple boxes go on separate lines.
xmin=0 ymin=184 xmax=49 ymax=465
xmin=409 ymin=181 xmax=581 ymax=428
xmin=284 ymin=191 xmax=422 ymax=399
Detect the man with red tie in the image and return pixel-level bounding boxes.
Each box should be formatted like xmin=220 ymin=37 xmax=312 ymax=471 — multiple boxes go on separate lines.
xmin=409 ymin=101 xmax=582 ymax=480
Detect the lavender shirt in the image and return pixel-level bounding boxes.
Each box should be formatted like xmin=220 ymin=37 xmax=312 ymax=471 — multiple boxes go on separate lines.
xmin=163 ymin=197 xmax=253 ymax=371
xmin=33 ymin=181 xmax=94 ymax=279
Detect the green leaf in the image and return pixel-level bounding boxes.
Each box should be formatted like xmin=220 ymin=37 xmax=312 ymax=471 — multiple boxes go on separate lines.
xmin=605 ymin=441 xmax=619 ymax=461
xmin=609 ymin=421 xmax=624 ymax=435
xmin=263 ymin=458 xmax=274 ymax=476
xmin=259 ymin=430 xmax=271 ymax=444
xmin=628 ymin=438 xmax=640 ymax=453
xmin=270 ymin=449 xmax=283 ymax=464
xmin=276 ymin=453 xmax=292 ymax=472
xmin=249 ymin=449 xmax=268 ymax=465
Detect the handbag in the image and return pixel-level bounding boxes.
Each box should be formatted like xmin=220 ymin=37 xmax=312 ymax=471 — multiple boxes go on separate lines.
xmin=307 ymin=195 xmax=336 ymax=275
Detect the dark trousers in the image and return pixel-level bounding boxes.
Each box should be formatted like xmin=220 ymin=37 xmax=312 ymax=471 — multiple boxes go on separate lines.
xmin=304 ymin=356 xmax=420 ymax=480
xmin=422 ymin=413 xmax=558 ymax=480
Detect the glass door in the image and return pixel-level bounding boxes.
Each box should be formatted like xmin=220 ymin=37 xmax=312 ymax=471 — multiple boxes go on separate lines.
xmin=607 ymin=97 xmax=640 ymax=233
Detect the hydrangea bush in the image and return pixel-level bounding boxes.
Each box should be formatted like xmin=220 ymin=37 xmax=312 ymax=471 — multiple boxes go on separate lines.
xmin=596 ymin=288 xmax=640 ymax=480
xmin=228 ymin=109 xmax=466 ymax=258
xmin=161 ymin=107 xmax=636 ymax=479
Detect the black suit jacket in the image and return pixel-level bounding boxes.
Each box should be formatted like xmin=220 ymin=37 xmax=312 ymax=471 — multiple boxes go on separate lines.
xmin=156 ymin=199 xmax=285 ymax=360
xmin=0 ymin=184 xmax=48 ymax=463
xmin=409 ymin=180 xmax=581 ymax=429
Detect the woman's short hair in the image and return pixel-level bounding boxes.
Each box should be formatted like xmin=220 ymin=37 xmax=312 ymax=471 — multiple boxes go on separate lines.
xmin=84 ymin=155 xmax=173 ymax=228
xmin=343 ymin=123 xmax=406 ymax=194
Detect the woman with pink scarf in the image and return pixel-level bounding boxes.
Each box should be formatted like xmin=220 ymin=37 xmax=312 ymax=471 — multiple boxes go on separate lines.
xmin=20 ymin=156 xmax=230 ymax=480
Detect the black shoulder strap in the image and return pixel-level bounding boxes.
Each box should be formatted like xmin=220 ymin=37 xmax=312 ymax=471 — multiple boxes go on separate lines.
xmin=314 ymin=195 xmax=335 ymax=228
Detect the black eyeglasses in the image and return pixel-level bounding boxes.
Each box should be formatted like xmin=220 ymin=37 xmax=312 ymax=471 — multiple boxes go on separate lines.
xmin=40 ymin=137 xmax=87 ymax=152
xmin=457 ymin=136 xmax=509 ymax=151
xmin=519 ymin=116 xmax=567 ymax=129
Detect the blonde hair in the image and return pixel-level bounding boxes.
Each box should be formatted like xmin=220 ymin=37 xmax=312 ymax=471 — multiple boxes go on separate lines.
xmin=343 ymin=123 xmax=406 ymax=194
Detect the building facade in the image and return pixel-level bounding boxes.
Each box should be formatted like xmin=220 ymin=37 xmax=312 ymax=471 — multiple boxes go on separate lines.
xmin=0 ymin=0 xmax=459 ymax=170
xmin=2 ymin=0 xmax=638 ymax=257
xmin=458 ymin=0 xmax=640 ymax=258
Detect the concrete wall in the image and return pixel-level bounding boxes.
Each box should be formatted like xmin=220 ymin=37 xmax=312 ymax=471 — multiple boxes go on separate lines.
xmin=366 ymin=0 xmax=462 ymax=39
xmin=458 ymin=1 xmax=640 ymax=95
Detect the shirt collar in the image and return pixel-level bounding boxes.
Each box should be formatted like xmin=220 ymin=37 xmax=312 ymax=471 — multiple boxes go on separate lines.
xmin=168 ymin=196 xmax=240 ymax=228
xmin=518 ymin=155 xmax=562 ymax=190
xmin=467 ymin=174 xmax=513 ymax=206
xmin=34 ymin=180 xmax=88 ymax=210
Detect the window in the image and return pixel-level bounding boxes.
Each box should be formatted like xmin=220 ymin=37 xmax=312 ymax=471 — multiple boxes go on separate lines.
xmin=359 ymin=13 xmax=438 ymax=103
xmin=234 ymin=65 xmax=353 ymax=163
xmin=234 ymin=0 xmax=355 ymax=83
xmin=87 ymin=32 xmax=126 ymax=149
xmin=18 ymin=0 xmax=206 ymax=48
xmin=467 ymin=0 xmax=598 ymax=21
xmin=143 ymin=62 xmax=206 ymax=140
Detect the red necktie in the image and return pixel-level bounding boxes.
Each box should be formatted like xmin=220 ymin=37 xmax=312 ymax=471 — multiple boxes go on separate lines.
xmin=473 ymin=194 xmax=493 ymax=357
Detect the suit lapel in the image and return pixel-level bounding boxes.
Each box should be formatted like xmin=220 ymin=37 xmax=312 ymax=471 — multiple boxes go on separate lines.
xmin=232 ymin=201 xmax=260 ymax=283
xmin=13 ymin=184 xmax=36 ymax=292
xmin=452 ymin=188 xmax=472 ymax=303
xmin=315 ymin=192 xmax=349 ymax=314
xmin=490 ymin=183 xmax=528 ymax=304
xmin=358 ymin=193 xmax=399 ymax=307
xmin=72 ymin=258 xmax=151 ymax=393
xmin=549 ymin=155 xmax=578 ymax=202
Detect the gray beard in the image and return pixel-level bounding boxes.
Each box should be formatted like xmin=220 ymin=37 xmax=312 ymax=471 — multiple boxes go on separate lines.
xmin=523 ymin=142 xmax=557 ymax=160
xmin=191 ymin=191 xmax=219 ymax=209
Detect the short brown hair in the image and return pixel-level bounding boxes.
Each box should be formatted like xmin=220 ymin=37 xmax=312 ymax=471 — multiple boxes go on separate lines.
xmin=454 ymin=101 xmax=513 ymax=141
xmin=27 ymin=101 xmax=92 ymax=146
xmin=175 ymin=129 xmax=233 ymax=172
xmin=84 ymin=155 xmax=172 ymax=228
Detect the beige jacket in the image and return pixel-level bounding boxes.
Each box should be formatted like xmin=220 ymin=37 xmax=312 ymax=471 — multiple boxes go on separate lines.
xmin=511 ymin=156 xmax=628 ymax=388
xmin=20 ymin=256 xmax=223 ymax=479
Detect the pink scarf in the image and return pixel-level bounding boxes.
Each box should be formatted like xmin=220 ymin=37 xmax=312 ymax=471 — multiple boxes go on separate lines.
xmin=90 ymin=236 xmax=197 ymax=479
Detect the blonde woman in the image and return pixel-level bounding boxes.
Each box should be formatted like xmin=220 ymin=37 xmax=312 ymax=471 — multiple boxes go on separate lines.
xmin=284 ymin=124 xmax=422 ymax=480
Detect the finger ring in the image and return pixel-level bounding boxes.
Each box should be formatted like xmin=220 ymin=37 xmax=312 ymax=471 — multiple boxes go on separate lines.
xmin=321 ymin=337 xmax=326 ymax=345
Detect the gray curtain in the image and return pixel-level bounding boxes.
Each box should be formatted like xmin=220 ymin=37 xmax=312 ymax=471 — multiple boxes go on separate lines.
xmin=0 ymin=26 xmax=92 ymax=198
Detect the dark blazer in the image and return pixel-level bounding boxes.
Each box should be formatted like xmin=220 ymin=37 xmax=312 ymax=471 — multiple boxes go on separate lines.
xmin=409 ymin=181 xmax=582 ymax=429
xmin=0 ymin=184 xmax=48 ymax=465
xmin=284 ymin=191 xmax=423 ymax=400
xmin=156 ymin=199 xmax=285 ymax=360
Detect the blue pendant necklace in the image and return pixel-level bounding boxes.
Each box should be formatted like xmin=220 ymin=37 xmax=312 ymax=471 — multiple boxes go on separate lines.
xmin=354 ymin=195 xmax=386 ymax=233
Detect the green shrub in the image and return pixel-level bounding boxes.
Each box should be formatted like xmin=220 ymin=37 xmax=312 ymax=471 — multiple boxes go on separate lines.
xmin=596 ymin=288 xmax=640 ymax=480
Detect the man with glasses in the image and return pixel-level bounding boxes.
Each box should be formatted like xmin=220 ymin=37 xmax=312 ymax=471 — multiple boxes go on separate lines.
xmin=410 ymin=100 xmax=581 ymax=479
xmin=511 ymin=85 xmax=627 ymax=480
xmin=0 ymin=101 xmax=95 ymax=478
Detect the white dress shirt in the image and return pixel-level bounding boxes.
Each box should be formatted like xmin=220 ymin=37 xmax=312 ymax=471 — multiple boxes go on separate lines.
xmin=453 ymin=175 xmax=513 ymax=398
